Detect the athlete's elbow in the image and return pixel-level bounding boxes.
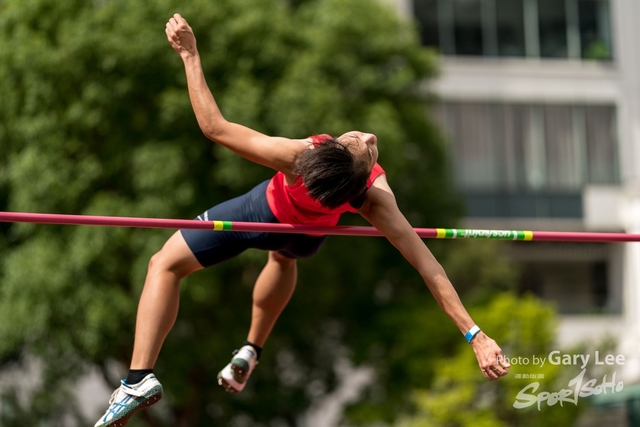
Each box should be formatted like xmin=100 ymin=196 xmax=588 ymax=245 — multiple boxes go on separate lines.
xmin=200 ymin=119 xmax=228 ymax=142
xmin=201 ymin=126 xmax=217 ymax=141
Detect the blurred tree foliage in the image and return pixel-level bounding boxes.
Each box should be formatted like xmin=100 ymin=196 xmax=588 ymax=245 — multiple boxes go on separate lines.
xmin=344 ymin=238 xmax=523 ymax=425
xmin=0 ymin=0 xmax=511 ymax=425
xmin=395 ymin=293 xmax=583 ymax=427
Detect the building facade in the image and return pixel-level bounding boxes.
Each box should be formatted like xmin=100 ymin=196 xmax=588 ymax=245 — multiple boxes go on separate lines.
xmin=393 ymin=0 xmax=640 ymax=383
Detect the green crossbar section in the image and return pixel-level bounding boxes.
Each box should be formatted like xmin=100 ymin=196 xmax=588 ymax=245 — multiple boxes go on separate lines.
xmin=435 ymin=228 xmax=534 ymax=241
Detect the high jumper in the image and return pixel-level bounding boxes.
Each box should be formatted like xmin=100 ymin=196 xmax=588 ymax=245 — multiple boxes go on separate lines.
xmin=93 ymin=13 xmax=509 ymax=427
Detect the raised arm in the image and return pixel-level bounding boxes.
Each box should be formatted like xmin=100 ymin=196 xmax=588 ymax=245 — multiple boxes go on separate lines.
xmin=165 ymin=14 xmax=306 ymax=175
xmin=358 ymin=175 xmax=510 ymax=381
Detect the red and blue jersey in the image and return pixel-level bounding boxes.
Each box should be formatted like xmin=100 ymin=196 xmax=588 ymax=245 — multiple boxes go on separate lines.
xmin=266 ymin=134 xmax=385 ymax=226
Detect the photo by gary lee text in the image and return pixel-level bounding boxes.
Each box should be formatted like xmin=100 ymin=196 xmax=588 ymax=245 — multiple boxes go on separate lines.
xmin=498 ymin=350 xmax=625 ymax=370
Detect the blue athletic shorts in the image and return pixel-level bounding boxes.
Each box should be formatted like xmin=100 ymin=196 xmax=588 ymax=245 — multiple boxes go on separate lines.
xmin=180 ymin=180 xmax=328 ymax=267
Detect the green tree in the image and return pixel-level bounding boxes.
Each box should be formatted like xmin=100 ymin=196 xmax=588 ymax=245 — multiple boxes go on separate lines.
xmin=396 ymin=293 xmax=583 ymax=427
xmin=0 ymin=0 xmax=461 ymax=425
xmin=341 ymin=238 xmax=517 ymax=424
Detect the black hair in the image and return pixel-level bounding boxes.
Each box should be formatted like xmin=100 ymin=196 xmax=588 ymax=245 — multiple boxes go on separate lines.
xmin=293 ymin=136 xmax=370 ymax=209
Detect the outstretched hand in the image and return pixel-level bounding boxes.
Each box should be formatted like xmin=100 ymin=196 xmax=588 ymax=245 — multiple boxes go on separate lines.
xmin=470 ymin=332 xmax=510 ymax=381
xmin=165 ymin=13 xmax=198 ymax=58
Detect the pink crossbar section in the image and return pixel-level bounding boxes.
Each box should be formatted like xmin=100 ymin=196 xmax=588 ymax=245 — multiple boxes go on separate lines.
xmin=2 ymin=211 xmax=640 ymax=242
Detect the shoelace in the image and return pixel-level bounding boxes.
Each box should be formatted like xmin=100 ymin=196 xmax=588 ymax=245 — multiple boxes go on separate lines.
xmin=108 ymin=389 xmax=119 ymax=405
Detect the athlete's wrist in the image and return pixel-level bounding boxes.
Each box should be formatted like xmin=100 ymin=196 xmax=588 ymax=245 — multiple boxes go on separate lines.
xmin=181 ymin=50 xmax=200 ymax=63
xmin=469 ymin=331 xmax=489 ymax=347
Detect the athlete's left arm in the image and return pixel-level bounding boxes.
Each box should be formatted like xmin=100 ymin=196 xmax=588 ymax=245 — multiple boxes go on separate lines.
xmin=358 ymin=174 xmax=509 ymax=381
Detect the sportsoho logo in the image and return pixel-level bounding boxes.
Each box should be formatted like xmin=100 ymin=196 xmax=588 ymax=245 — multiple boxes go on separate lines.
xmin=498 ymin=351 xmax=625 ymax=410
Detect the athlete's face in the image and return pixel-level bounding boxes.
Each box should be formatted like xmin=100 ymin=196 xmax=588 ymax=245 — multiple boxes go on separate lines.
xmin=337 ymin=131 xmax=379 ymax=170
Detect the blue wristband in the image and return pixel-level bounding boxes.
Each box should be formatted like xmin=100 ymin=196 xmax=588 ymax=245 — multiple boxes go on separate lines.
xmin=465 ymin=325 xmax=481 ymax=343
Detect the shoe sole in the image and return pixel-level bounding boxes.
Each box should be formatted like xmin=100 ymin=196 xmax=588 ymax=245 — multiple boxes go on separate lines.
xmin=230 ymin=360 xmax=249 ymax=383
xmin=217 ymin=376 xmax=240 ymax=394
xmin=99 ymin=388 xmax=163 ymax=427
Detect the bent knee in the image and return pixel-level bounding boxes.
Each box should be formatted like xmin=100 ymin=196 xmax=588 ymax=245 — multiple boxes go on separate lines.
xmin=148 ymin=249 xmax=201 ymax=279
xmin=148 ymin=252 xmax=171 ymax=276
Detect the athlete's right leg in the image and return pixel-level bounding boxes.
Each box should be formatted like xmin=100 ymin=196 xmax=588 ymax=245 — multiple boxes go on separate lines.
xmin=217 ymin=251 xmax=297 ymax=393
xmin=95 ymin=231 xmax=202 ymax=427
xmin=245 ymin=235 xmax=325 ymax=350
xmin=249 ymin=251 xmax=298 ymax=347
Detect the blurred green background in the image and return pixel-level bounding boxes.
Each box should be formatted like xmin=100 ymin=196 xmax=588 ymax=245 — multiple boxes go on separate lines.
xmin=0 ymin=0 xmax=594 ymax=426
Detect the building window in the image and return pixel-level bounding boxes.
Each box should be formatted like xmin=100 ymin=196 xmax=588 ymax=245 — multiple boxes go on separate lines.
xmin=496 ymin=0 xmax=526 ymax=56
xmin=414 ymin=0 xmax=613 ymax=61
xmin=585 ymin=107 xmax=618 ymax=183
xmin=454 ymin=0 xmax=484 ymax=55
xmin=521 ymin=260 xmax=616 ymax=314
xmin=537 ymin=0 xmax=568 ymax=58
xmin=511 ymin=243 xmax=620 ymax=315
xmin=433 ymin=102 xmax=619 ymax=218
xmin=579 ymin=0 xmax=613 ymax=60
xmin=415 ymin=0 xmax=440 ymax=51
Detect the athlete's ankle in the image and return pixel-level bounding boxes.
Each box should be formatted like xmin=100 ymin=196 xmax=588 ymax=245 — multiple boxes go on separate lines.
xmin=242 ymin=340 xmax=262 ymax=360
xmin=126 ymin=368 xmax=154 ymax=385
